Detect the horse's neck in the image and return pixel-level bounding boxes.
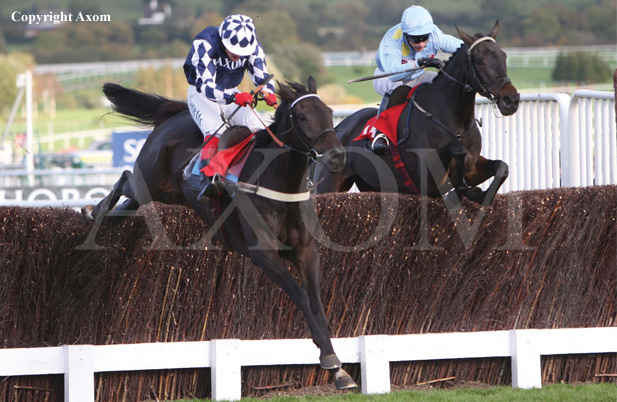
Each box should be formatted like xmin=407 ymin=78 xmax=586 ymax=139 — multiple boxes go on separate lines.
xmin=260 ymin=124 xmax=309 ymax=193
xmin=429 ymin=51 xmax=477 ymax=129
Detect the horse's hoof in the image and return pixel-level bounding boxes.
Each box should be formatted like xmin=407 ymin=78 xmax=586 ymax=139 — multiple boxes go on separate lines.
xmin=320 ymin=354 xmax=342 ymax=369
xmin=466 ymin=187 xmax=485 ymax=204
xmin=332 ymin=367 xmax=358 ymax=390
xmin=81 ymin=205 xmax=95 ymax=221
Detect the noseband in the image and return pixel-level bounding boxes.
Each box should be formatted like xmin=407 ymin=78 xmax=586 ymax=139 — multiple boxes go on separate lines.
xmin=285 ymin=94 xmax=337 ymax=162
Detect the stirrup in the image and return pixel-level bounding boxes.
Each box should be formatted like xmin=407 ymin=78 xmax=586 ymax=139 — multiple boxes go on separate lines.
xmin=371 ymin=133 xmax=390 ymax=155
xmin=197 ymin=174 xmax=224 ymax=205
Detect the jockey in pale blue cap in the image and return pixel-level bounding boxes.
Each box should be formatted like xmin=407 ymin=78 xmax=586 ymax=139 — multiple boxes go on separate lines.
xmin=371 ymin=5 xmax=463 ymax=154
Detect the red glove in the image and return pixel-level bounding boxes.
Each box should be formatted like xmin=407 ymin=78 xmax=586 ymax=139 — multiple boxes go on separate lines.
xmin=232 ymin=92 xmax=253 ymax=107
xmin=264 ymin=92 xmax=278 ymax=107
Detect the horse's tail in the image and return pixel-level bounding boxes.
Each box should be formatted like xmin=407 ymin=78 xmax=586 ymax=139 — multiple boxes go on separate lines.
xmin=103 ymin=83 xmax=188 ymax=127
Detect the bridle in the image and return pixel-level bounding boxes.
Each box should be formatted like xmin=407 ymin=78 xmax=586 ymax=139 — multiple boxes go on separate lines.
xmin=278 ymin=93 xmax=337 ymax=163
xmin=410 ymin=36 xmax=511 ymax=140
xmin=438 ymin=36 xmax=511 ymax=102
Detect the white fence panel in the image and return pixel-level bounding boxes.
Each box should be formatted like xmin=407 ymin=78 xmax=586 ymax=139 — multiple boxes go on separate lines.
xmin=476 ymin=93 xmax=571 ymax=193
xmin=1 ymin=328 xmax=616 ymax=401
xmin=564 ymin=90 xmax=617 ymax=187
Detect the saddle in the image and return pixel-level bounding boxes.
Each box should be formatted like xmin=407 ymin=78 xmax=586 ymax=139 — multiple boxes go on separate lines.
xmin=201 ymin=126 xmax=255 ymax=179
xmin=186 ymin=126 xmax=255 ymax=189
xmin=354 ymin=84 xmax=426 ymax=147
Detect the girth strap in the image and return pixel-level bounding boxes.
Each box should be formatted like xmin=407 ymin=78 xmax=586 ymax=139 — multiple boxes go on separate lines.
xmin=389 ymin=142 xmax=420 ymax=195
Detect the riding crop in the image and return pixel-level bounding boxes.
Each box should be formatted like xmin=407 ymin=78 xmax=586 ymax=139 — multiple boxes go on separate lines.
xmin=347 ymin=66 xmax=425 ymax=83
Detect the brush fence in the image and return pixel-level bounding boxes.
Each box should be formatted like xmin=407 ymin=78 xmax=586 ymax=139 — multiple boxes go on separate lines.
xmin=1 ymin=327 xmax=616 ymax=401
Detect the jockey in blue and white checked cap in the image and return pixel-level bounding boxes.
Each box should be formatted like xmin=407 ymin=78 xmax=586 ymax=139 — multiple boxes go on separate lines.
xmin=183 ymin=14 xmax=277 ymax=203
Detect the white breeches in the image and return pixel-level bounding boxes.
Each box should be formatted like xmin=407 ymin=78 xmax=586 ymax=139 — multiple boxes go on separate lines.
xmin=187 ymin=85 xmax=263 ymax=138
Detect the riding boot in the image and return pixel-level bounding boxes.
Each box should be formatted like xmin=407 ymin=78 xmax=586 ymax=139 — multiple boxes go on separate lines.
xmin=376 ymin=92 xmax=391 ymax=120
xmin=371 ymin=93 xmax=391 ymax=155
xmin=197 ymin=135 xmax=220 ymax=205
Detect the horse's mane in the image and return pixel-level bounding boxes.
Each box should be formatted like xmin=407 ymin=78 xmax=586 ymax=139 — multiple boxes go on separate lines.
xmin=253 ymin=81 xmax=312 ymax=148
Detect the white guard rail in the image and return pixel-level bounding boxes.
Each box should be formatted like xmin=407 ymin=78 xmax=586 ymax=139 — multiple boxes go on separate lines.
xmin=475 ymin=93 xmax=571 ymax=193
xmin=0 ymin=328 xmax=615 ymax=401
xmin=1 ymin=92 xmax=615 ymax=207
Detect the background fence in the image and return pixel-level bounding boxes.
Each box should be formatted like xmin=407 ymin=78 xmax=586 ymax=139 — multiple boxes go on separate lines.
xmin=1 ymin=90 xmax=615 ymax=208
xmin=1 ymin=328 xmax=616 ymax=401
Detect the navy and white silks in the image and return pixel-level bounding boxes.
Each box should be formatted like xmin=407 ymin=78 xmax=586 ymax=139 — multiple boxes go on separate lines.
xmin=183 ymin=26 xmax=275 ymax=137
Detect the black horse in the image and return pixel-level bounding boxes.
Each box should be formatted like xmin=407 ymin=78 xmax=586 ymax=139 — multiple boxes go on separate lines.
xmin=315 ymin=22 xmax=520 ymax=206
xmin=82 ymin=78 xmax=357 ymax=390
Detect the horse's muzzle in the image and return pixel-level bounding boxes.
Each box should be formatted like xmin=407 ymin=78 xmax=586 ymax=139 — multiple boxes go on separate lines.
xmin=497 ymin=84 xmax=520 ymax=116
xmin=323 ymin=147 xmax=346 ymax=173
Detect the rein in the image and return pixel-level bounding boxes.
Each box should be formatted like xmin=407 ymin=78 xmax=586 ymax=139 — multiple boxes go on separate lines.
xmin=252 ymin=93 xmax=336 ymax=163
xmin=233 ymin=93 xmax=336 ymax=203
xmin=410 ymin=35 xmax=509 ymax=139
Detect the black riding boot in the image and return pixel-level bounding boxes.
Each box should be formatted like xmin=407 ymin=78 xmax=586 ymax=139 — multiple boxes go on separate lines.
xmin=197 ymin=173 xmax=225 ymax=205
xmin=371 ymin=93 xmax=391 ymax=155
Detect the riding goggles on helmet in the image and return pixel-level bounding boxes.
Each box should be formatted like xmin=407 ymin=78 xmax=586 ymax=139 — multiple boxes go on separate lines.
xmin=405 ymin=33 xmax=430 ymax=44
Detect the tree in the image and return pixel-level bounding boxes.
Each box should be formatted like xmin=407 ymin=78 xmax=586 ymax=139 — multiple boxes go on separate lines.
xmin=271 ymin=43 xmax=332 ymax=85
xmin=0 ymin=52 xmax=34 ymax=115
xmin=251 ymin=10 xmax=298 ymax=51
xmin=552 ymin=52 xmax=611 ymax=84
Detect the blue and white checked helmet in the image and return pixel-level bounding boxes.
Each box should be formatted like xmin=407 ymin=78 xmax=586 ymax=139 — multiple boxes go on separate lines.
xmin=219 ymin=14 xmax=257 ymax=57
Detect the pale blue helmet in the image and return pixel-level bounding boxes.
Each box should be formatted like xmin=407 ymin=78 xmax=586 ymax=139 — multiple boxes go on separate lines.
xmin=401 ymin=6 xmax=436 ymax=36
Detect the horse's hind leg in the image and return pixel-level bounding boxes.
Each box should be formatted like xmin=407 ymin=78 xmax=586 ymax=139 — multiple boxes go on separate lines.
xmin=84 ymin=170 xmax=141 ymax=223
xmin=465 ymin=155 xmax=509 ymax=205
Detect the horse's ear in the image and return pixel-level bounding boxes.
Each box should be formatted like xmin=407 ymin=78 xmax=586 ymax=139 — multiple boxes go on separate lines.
xmin=488 ymin=20 xmax=500 ymax=39
xmin=455 ymin=25 xmax=475 ymax=47
xmin=307 ymin=76 xmax=317 ymax=94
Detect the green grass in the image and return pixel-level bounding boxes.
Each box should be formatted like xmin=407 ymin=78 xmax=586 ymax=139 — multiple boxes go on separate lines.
xmin=178 ymin=383 xmax=617 ymax=401
xmin=3 ymin=107 xmax=129 ymax=152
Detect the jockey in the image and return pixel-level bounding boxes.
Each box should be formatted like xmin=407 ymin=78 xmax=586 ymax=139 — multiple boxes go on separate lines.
xmin=371 ymin=6 xmax=463 ymax=154
xmin=184 ymin=14 xmax=277 ymax=204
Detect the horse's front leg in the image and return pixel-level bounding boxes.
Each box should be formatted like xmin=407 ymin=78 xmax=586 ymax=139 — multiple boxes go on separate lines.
xmin=248 ymin=245 xmax=356 ymax=390
xmin=294 ymin=242 xmax=357 ymax=389
xmin=437 ymin=139 xmax=468 ymax=207
xmin=465 ymin=155 xmax=509 ymax=205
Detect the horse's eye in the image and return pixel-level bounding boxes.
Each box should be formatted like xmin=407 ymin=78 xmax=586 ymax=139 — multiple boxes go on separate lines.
xmin=297 ymin=114 xmax=307 ymax=121
xmin=475 ymin=58 xmax=484 ymax=66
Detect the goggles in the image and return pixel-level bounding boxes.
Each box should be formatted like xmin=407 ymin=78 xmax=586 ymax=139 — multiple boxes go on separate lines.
xmin=405 ymin=34 xmax=430 ymax=44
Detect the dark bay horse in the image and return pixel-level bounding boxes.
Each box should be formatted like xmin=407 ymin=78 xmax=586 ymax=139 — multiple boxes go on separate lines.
xmin=315 ymin=22 xmax=520 ymax=206
xmin=82 ymin=78 xmax=357 ymax=390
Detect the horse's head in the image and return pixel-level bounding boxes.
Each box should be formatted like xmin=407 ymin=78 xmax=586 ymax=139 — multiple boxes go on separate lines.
xmin=276 ymin=77 xmax=346 ymax=173
xmin=456 ymin=21 xmax=520 ymax=116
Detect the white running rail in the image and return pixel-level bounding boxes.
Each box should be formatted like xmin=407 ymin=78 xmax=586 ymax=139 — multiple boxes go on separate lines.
xmin=0 ymin=328 xmax=615 ymax=401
